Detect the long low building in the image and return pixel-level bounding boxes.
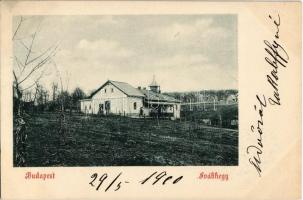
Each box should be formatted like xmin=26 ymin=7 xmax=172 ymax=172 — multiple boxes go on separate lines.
xmin=80 ymin=78 xmax=181 ymax=119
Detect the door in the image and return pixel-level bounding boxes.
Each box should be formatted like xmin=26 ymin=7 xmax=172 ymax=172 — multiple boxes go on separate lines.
xmin=105 ymin=101 xmax=111 ymax=115
xmin=99 ymin=103 xmax=104 ymax=115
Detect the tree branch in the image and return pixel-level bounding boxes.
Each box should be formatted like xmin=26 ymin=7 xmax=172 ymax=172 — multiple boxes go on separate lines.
xmin=24 ymin=33 xmax=36 ymax=66
xmin=24 ymin=20 xmax=43 ymax=66
xmin=26 ymin=44 xmax=58 ymax=67
xmin=18 ymin=57 xmax=49 ymax=85
xmin=13 ymin=70 xmax=18 ymax=83
xmin=12 ymin=17 xmax=23 ymax=41
xmin=14 ymin=56 xmax=22 ymax=72
xmin=18 ymin=46 xmax=57 ymax=85
xmin=19 ymin=40 xmax=35 ymax=53
xmin=20 ymin=68 xmax=47 ymax=92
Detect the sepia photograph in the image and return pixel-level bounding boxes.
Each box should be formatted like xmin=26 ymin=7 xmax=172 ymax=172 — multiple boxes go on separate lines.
xmin=13 ymin=15 xmax=238 ymax=167
xmin=2 ymin=1 xmax=301 ymax=200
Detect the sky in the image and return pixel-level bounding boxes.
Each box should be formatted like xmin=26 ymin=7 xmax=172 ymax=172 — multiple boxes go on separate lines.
xmin=13 ymin=15 xmax=237 ymax=95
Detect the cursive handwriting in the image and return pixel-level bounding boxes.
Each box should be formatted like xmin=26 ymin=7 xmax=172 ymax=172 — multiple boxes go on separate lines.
xmin=247 ymin=94 xmax=266 ymax=177
xmin=264 ymin=14 xmax=289 ymax=106
xmin=247 ymin=13 xmax=289 ymax=177
xmin=89 ymin=171 xmax=183 ymax=192
xmin=140 ymin=171 xmax=183 ymax=185
xmin=89 ymin=172 xmax=124 ymax=192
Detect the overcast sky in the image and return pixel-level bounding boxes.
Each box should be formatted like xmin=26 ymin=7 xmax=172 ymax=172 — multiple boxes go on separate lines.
xmin=13 ymin=15 xmax=237 ymax=94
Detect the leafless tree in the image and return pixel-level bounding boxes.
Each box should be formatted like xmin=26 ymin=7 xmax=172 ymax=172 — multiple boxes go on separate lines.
xmin=52 ymin=61 xmax=71 ymax=147
xmin=52 ymin=82 xmax=59 ymax=101
xmin=13 ymin=16 xmax=58 ymax=166
xmin=13 ymin=16 xmax=58 ymax=114
xmin=34 ymin=83 xmax=49 ymax=110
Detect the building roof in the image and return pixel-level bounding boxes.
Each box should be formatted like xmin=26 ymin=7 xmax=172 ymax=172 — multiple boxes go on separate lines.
xmin=89 ymin=80 xmax=180 ymax=103
xmin=141 ymin=89 xmax=180 ymax=103
xmin=89 ymin=80 xmax=145 ymax=98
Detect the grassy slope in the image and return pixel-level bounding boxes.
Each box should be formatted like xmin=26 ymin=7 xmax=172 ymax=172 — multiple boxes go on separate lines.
xmin=20 ymin=112 xmax=238 ymax=167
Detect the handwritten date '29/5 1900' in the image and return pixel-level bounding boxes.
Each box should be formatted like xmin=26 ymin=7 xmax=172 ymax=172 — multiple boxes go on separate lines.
xmin=89 ymin=171 xmax=183 ymax=192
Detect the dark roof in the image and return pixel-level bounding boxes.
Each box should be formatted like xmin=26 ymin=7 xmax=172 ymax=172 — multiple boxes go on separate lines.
xmin=89 ymin=80 xmax=144 ymax=98
xmin=141 ymin=90 xmax=180 ymax=103
xmin=89 ymin=80 xmax=180 ymax=103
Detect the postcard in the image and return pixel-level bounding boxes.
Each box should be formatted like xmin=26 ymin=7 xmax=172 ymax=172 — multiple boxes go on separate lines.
xmin=0 ymin=1 xmax=301 ymax=199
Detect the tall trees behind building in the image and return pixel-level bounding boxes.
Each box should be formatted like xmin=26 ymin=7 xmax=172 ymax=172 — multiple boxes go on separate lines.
xmin=16 ymin=84 xmax=87 ymax=113
xmin=164 ymin=89 xmax=238 ymax=103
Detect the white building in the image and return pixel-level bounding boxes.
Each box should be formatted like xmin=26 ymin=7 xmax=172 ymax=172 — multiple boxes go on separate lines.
xmin=80 ymin=78 xmax=181 ymax=119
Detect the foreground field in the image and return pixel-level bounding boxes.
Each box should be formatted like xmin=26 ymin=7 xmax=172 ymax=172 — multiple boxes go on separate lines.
xmin=16 ymin=112 xmax=238 ymax=166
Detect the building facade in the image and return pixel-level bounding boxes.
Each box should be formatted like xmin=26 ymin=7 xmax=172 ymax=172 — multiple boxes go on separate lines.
xmin=80 ymin=79 xmax=181 ymax=119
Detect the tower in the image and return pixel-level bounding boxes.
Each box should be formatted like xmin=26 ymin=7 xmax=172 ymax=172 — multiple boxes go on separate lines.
xmin=149 ymin=75 xmax=160 ymax=93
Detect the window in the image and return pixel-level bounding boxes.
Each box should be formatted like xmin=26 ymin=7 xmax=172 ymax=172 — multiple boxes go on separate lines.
xmin=89 ymin=105 xmax=91 ymax=109
xmin=133 ymin=102 xmax=137 ymax=110
xmin=111 ymin=88 xmax=114 ymax=93
xmin=104 ymin=89 xmax=107 ymax=93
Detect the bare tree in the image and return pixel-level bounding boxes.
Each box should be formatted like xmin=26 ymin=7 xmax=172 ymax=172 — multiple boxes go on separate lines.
xmin=52 ymin=82 xmax=59 ymax=101
xmin=34 ymin=83 xmax=49 ymax=111
xmin=13 ymin=16 xmax=58 ymax=166
xmin=52 ymin=61 xmax=70 ymax=147
xmin=13 ymin=16 xmax=58 ymax=114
